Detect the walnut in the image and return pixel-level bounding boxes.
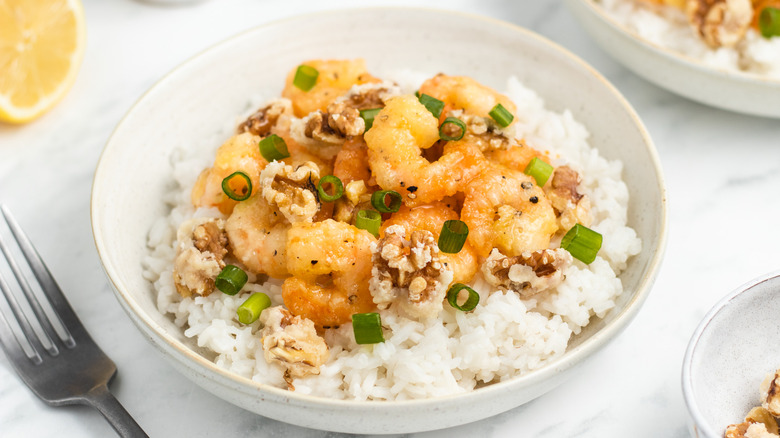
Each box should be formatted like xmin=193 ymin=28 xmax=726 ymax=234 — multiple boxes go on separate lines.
xmin=686 ymin=0 xmax=752 ymax=48
xmin=725 ymin=422 xmax=780 ymax=438
xmin=481 ymin=248 xmax=572 ymax=298
xmin=260 ymin=306 xmax=329 ymax=389
xmin=761 ymin=369 xmax=780 ymax=417
xmin=333 ymin=180 xmax=372 ymax=223
xmin=369 ymin=225 xmax=453 ymax=320
xmin=172 ymin=218 xmax=228 ymax=298
xmin=303 ymin=110 xmax=345 ymax=144
xmin=259 ymin=161 xmax=321 ymax=224
xmin=237 ymin=98 xmax=293 ymax=136
xmin=545 ymin=165 xmax=592 ymax=231
xmin=325 ymin=82 xmax=401 ymax=137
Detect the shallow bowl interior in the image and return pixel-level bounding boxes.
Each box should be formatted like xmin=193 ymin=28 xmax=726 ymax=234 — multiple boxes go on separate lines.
xmin=683 ymin=271 xmax=780 ymax=438
xmin=91 ymin=7 xmax=667 ymax=434
xmin=566 ymin=0 xmax=780 ymax=118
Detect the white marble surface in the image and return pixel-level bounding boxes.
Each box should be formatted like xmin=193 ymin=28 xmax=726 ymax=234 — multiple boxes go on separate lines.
xmin=1 ymin=0 xmax=779 ymax=437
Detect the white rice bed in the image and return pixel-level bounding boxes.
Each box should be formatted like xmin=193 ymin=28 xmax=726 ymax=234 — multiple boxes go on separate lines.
xmin=141 ymin=74 xmax=642 ymax=401
xmin=597 ymin=0 xmax=780 ymax=79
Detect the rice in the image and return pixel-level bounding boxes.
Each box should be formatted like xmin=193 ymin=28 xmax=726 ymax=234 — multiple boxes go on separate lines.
xmin=596 ymin=0 xmax=780 ymax=79
xmin=141 ymin=72 xmax=642 ymax=401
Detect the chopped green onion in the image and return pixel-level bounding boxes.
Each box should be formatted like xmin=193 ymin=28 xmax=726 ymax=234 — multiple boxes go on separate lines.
xmin=439 ymin=117 xmax=466 ymax=141
xmin=759 ymin=7 xmax=780 ymax=38
xmin=371 ymin=190 xmax=402 ymax=213
xmin=438 ymin=220 xmax=469 ymax=254
xmin=446 ymin=283 xmax=480 ymax=312
xmin=259 ymin=134 xmax=290 ymax=162
xmin=221 ymin=171 xmax=252 ymax=201
xmin=359 ymin=108 xmax=382 ymax=131
xmin=523 ymin=157 xmax=554 ymax=187
xmin=561 ymin=223 xmax=603 ymax=264
xmin=352 ymin=312 xmax=384 ymax=344
xmin=293 ymin=64 xmax=319 ymax=91
xmin=489 ymin=103 xmax=514 ymax=128
xmin=237 ymin=293 xmax=271 ymax=325
xmin=355 ymin=209 xmax=381 ymax=237
xmin=418 ymin=93 xmax=445 ymax=119
xmin=317 ymin=175 xmax=344 ymax=202
xmin=215 ymin=265 xmax=248 ymax=296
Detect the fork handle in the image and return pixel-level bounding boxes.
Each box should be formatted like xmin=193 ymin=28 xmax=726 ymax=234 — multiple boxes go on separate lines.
xmin=83 ymin=385 xmax=149 ymax=438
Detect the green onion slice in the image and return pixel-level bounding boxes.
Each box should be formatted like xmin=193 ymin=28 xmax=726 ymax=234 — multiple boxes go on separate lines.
xmin=237 ymin=293 xmax=272 ymax=325
xmin=359 ymin=108 xmax=382 ymax=131
xmin=439 ymin=117 xmax=466 ymax=141
xmin=259 ymin=134 xmax=290 ymax=162
xmin=216 ymin=265 xmax=248 ymax=296
xmin=352 ymin=312 xmax=385 ymax=344
xmin=523 ymin=157 xmax=554 ymax=187
xmin=760 ymin=7 xmax=780 ymax=38
xmin=438 ymin=220 xmax=469 ymax=254
xmin=418 ymin=93 xmax=445 ymax=119
xmin=317 ymin=175 xmax=344 ymax=202
xmin=370 ymin=190 xmax=402 ymax=213
xmin=221 ymin=171 xmax=252 ymax=201
xmin=446 ymin=283 xmax=480 ymax=312
xmin=293 ymin=64 xmax=319 ymax=91
xmin=489 ymin=103 xmax=514 ymax=128
xmin=355 ymin=209 xmax=381 ymax=237
xmin=561 ymin=223 xmax=603 ymax=265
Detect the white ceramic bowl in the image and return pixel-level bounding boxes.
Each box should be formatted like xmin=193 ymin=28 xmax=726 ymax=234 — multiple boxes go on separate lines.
xmin=566 ymin=0 xmax=780 ymax=118
xmin=682 ymin=271 xmax=780 ymax=438
xmin=91 ymin=7 xmax=667 ymax=434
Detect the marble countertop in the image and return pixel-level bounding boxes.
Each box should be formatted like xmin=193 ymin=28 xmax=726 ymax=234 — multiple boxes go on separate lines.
xmin=2 ymin=0 xmax=779 ymax=436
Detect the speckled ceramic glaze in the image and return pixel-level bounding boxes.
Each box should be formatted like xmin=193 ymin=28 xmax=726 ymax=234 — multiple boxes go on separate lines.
xmin=566 ymin=0 xmax=780 ymax=118
xmin=91 ymin=8 xmax=667 ymax=434
xmin=683 ymin=271 xmax=780 ymax=438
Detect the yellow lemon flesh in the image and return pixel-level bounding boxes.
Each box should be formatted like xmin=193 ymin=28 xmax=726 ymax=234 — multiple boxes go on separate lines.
xmin=0 ymin=0 xmax=86 ymax=124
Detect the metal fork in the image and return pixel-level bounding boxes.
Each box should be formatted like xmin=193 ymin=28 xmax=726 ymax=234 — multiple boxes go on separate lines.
xmin=0 ymin=205 xmax=148 ymax=437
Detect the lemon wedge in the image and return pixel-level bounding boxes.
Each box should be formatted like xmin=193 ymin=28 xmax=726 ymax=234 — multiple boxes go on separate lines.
xmin=0 ymin=0 xmax=86 ymax=124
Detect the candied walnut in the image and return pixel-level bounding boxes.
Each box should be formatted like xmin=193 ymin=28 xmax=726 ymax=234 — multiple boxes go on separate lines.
xmin=172 ymin=218 xmax=228 ymax=298
xmin=686 ymin=0 xmax=752 ymax=48
xmin=303 ymin=110 xmax=345 ymax=144
xmin=746 ymin=407 xmax=780 ymax=435
xmin=369 ymin=225 xmax=453 ymax=319
xmin=260 ymin=306 xmax=329 ymax=389
xmin=726 ymin=422 xmax=780 ymax=438
xmin=761 ymin=369 xmax=780 ymax=417
xmin=236 ymin=98 xmax=293 ymax=137
xmin=259 ymin=161 xmax=321 ymax=224
xmin=481 ymin=248 xmax=572 ymax=298
xmin=545 ymin=165 xmax=592 ymax=231
xmin=326 ymin=82 xmax=401 ymax=137
xmin=333 ymin=180 xmax=372 ymax=223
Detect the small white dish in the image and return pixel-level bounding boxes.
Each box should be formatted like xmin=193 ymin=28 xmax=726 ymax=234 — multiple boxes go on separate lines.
xmin=566 ymin=0 xmax=780 ymax=118
xmin=91 ymin=7 xmax=667 ymax=434
xmin=682 ymin=270 xmax=780 ymax=438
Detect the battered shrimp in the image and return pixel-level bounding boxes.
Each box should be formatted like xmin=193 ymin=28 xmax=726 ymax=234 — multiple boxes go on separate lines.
xmin=364 ymin=95 xmax=485 ymax=206
xmin=418 ymin=74 xmax=517 ymax=121
xmin=461 ymin=167 xmax=558 ymax=258
xmin=224 ymin=193 xmax=289 ymax=278
xmin=282 ymin=220 xmax=376 ymax=326
xmin=191 ymin=132 xmax=267 ymax=214
xmin=483 ymin=139 xmax=545 ymax=173
xmin=282 ymin=59 xmax=380 ymax=118
xmin=380 ymin=202 xmax=479 ymax=284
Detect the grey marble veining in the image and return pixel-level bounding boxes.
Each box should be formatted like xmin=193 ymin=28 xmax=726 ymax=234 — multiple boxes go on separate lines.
xmin=1 ymin=0 xmax=778 ymax=436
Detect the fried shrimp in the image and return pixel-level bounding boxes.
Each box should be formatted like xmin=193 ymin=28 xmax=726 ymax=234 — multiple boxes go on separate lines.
xmin=282 ymin=219 xmax=376 ymax=326
xmin=365 ymin=95 xmax=485 ymax=206
xmin=418 ymin=74 xmax=518 ymax=121
xmin=380 ymin=202 xmax=479 ymax=285
xmin=224 ymin=193 xmax=289 ymax=278
xmin=191 ymin=132 xmax=267 ymax=214
xmin=461 ymin=168 xmax=558 ymax=258
xmin=282 ymin=59 xmax=380 ymax=117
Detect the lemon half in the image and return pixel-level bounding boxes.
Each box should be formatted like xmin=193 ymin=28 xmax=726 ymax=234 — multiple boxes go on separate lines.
xmin=0 ymin=0 xmax=86 ymax=124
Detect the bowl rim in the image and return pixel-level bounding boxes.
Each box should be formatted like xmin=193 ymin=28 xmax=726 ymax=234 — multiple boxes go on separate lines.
xmin=91 ymin=5 xmax=668 ymax=410
xmin=573 ymin=0 xmax=780 ymax=87
xmin=681 ymin=269 xmax=780 ymax=438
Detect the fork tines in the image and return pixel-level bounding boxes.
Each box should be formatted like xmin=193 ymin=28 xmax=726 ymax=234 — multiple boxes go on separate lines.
xmin=0 ymin=205 xmax=75 ymax=365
